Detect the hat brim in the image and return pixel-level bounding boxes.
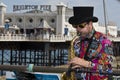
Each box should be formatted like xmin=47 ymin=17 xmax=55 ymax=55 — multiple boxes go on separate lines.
xmin=69 ymin=16 xmax=98 ymax=25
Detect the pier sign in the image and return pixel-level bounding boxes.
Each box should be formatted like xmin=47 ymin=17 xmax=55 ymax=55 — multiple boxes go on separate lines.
xmin=13 ymin=5 xmax=51 ymax=12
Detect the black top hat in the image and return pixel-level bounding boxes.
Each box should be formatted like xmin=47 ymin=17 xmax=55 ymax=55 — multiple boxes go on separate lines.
xmin=69 ymin=6 xmax=98 ymax=25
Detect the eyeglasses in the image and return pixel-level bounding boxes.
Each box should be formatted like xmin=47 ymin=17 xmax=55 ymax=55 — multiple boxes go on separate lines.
xmin=72 ymin=23 xmax=88 ymax=28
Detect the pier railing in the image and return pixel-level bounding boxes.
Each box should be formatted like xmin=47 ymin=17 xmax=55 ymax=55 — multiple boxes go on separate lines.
xmin=0 ymin=33 xmax=120 ymax=42
xmin=0 ymin=34 xmax=74 ymax=42
xmin=108 ymin=36 xmax=120 ymax=42
xmin=0 ymin=65 xmax=120 ymax=75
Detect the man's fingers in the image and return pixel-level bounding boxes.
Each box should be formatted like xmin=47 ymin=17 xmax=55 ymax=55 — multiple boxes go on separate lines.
xmin=71 ymin=65 xmax=82 ymax=69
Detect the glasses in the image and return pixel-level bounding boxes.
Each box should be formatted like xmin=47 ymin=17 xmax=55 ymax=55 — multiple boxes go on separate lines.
xmin=72 ymin=23 xmax=88 ymax=28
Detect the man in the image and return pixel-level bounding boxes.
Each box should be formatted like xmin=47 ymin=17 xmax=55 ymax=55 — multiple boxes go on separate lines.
xmin=4 ymin=19 xmax=10 ymax=34
xmin=68 ymin=7 xmax=113 ymax=80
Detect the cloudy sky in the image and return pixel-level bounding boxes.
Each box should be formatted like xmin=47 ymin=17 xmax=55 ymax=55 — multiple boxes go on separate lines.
xmin=2 ymin=0 xmax=120 ymax=29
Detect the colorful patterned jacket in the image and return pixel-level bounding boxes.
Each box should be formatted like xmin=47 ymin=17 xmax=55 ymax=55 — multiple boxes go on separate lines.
xmin=73 ymin=29 xmax=114 ymax=80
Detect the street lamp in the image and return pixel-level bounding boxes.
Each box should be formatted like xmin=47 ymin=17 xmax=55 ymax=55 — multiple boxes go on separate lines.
xmin=103 ymin=0 xmax=108 ymax=36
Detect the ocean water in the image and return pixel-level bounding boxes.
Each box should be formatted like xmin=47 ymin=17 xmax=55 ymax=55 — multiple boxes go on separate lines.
xmin=0 ymin=49 xmax=69 ymax=78
xmin=0 ymin=49 xmax=68 ymax=66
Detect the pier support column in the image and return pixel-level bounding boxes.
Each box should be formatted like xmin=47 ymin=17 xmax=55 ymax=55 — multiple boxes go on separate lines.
xmin=44 ymin=43 xmax=51 ymax=66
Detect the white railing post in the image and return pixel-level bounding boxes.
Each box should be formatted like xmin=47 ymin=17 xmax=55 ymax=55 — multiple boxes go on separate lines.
xmin=0 ymin=33 xmax=83 ymax=42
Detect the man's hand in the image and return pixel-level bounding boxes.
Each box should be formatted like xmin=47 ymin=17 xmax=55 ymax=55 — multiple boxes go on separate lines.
xmin=68 ymin=57 xmax=91 ymax=69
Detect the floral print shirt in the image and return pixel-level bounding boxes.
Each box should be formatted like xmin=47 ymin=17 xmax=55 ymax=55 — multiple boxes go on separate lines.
xmin=73 ymin=29 xmax=113 ymax=80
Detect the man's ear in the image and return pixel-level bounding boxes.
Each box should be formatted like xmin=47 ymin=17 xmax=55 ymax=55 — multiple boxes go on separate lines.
xmin=89 ymin=21 xmax=93 ymax=25
xmin=88 ymin=21 xmax=93 ymax=31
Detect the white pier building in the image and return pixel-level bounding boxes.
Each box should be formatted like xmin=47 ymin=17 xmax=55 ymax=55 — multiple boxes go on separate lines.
xmin=0 ymin=2 xmax=119 ymax=42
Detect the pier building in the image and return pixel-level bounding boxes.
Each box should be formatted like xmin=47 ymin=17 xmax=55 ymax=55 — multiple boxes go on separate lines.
xmin=0 ymin=2 xmax=119 ymax=77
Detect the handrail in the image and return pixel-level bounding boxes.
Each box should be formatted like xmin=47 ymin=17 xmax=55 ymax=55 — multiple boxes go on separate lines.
xmin=0 ymin=34 xmax=74 ymax=42
xmin=0 ymin=33 xmax=120 ymax=42
xmin=0 ymin=65 xmax=120 ymax=76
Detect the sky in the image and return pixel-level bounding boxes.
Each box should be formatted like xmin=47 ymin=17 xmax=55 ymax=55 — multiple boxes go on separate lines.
xmin=2 ymin=0 xmax=120 ymax=29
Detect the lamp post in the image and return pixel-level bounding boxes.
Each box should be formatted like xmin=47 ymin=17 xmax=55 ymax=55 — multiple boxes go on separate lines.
xmin=103 ymin=0 xmax=108 ymax=36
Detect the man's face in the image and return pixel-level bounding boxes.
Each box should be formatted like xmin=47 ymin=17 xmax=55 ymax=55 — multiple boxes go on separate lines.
xmin=72 ymin=21 xmax=92 ymax=37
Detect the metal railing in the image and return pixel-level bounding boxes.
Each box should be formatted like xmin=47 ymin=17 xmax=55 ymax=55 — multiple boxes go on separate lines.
xmin=0 ymin=34 xmax=74 ymax=42
xmin=0 ymin=33 xmax=120 ymax=42
xmin=108 ymin=36 xmax=120 ymax=42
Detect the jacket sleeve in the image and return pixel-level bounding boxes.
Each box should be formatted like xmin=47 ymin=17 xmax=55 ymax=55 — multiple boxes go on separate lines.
xmin=91 ymin=38 xmax=114 ymax=74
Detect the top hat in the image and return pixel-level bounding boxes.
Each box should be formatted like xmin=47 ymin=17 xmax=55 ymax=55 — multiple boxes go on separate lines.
xmin=69 ymin=6 xmax=98 ymax=25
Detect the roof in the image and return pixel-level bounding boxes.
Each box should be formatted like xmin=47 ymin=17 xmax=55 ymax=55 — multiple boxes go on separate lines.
xmin=0 ymin=2 xmax=7 ymax=7
xmin=36 ymin=20 xmax=54 ymax=30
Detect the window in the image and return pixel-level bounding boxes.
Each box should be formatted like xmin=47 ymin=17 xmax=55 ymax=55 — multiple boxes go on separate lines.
xmin=29 ymin=18 xmax=33 ymax=23
xmin=18 ymin=18 xmax=22 ymax=23
xmin=51 ymin=19 xmax=55 ymax=23
xmin=40 ymin=18 xmax=43 ymax=22
xmin=8 ymin=18 xmax=12 ymax=22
